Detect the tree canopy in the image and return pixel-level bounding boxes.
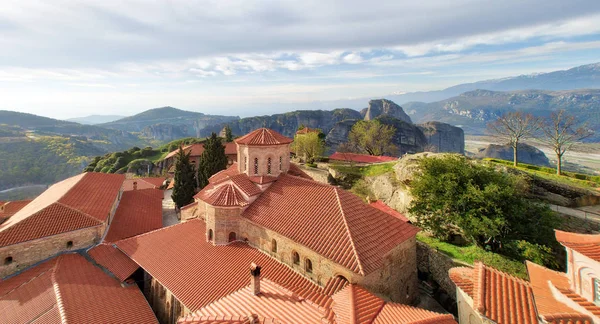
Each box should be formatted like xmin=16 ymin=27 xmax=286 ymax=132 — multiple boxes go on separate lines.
xmin=347 ymin=120 xmax=397 ymax=156
xmin=224 ymin=125 xmax=233 ymax=142
xmin=197 ymin=132 xmax=228 ymax=189
xmin=292 ymin=131 xmax=325 ymax=163
xmin=171 ymin=148 xmax=196 ymax=208
xmin=487 ymin=112 xmax=540 ymax=166
xmin=409 ymin=155 xmax=560 ymax=267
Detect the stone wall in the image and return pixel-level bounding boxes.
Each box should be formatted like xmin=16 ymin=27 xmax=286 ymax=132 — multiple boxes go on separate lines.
xmin=293 ymin=164 xmax=330 ymax=184
xmin=0 ymin=225 xmax=104 ymax=278
xmin=237 ymin=144 xmax=290 ymax=176
xmin=416 ymin=241 xmax=468 ymax=298
xmin=144 ymin=272 xmax=190 ymax=324
xmin=206 ymin=205 xmax=242 ymax=245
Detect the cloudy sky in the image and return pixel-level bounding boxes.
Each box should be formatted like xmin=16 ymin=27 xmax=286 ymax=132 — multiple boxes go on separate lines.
xmin=2 ymin=0 xmax=600 ymax=119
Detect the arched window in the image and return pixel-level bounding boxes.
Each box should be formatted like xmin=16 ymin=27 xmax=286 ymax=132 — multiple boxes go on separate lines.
xmin=305 ymin=258 xmax=313 ymax=273
xmin=254 ymin=158 xmax=259 ymax=175
xmin=244 ymin=156 xmax=247 ymax=171
xmin=279 ymin=156 xmax=283 ymax=170
xmin=4 ymin=256 xmax=13 ymax=265
xmin=66 ymin=241 xmax=73 ymax=249
xmin=271 ymin=239 xmax=277 ymax=253
xmin=292 ymin=251 xmax=300 ymax=265
xmin=229 ymin=232 xmax=237 ymax=242
xmin=208 ymin=229 xmax=214 ymax=241
xmin=267 ymin=157 xmax=272 ymax=175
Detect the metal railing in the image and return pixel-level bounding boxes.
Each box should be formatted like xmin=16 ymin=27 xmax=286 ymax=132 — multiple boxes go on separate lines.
xmin=549 ymin=204 xmax=600 ymax=223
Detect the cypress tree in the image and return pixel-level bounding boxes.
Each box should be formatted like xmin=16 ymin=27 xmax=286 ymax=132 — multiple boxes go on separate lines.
xmin=171 ymin=147 xmax=196 ymax=208
xmin=197 ymin=132 xmax=228 ymax=189
xmin=224 ymin=125 xmax=233 ymax=142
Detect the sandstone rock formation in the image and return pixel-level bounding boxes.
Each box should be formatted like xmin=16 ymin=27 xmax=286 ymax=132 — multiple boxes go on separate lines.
xmin=417 ymin=121 xmax=465 ymax=154
xmin=475 ymin=143 xmax=550 ymax=166
xmin=361 ymin=99 xmax=412 ymax=123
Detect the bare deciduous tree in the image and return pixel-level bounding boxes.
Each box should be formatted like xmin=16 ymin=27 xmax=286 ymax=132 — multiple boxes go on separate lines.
xmin=487 ymin=112 xmax=541 ymax=166
xmin=539 ymin=110 xmax=591 ymax=175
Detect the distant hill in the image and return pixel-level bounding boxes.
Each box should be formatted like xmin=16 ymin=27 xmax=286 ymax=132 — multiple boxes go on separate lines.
xmin=403 ymin=89 xmax=600 ymax=141
xmin=66 ymin=115 xmax=126 ymax=125
xmin=99 ymin=106 xmax=239 ymax=140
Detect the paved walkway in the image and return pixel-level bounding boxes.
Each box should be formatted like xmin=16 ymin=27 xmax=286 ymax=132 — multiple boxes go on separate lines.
xmin=550 ymin=204 xmax=600 ymax=223
xmin=162 ymin=189 xmax=180 ymax=227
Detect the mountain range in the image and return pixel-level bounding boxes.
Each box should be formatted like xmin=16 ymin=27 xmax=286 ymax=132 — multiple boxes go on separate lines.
xmin=1 ymin=61 xmax=599 ymax=196
xmin=66 ymin=115 xmax=125 ymax=125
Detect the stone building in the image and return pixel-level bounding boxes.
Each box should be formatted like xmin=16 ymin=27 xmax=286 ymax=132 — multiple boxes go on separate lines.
xmin=122 ymin=128 xmax=451 ymax=324
xmin=449 ymin=229 xmax=600 ymax=324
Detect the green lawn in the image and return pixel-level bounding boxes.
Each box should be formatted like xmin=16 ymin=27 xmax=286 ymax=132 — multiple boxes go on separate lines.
xmin=417 ymin=233 xmax=528 ymax=279
xmin=485 ymin=158 xmax=600 ymax=190
xmin=331 ymin=162 xmax=396 ymax=177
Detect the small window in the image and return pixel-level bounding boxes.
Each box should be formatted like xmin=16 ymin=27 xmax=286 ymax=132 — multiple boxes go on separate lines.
xmin=244 ymin=156 xmax=247 ymax=171
xmin=254 ymin=158 xmax=259 ymax=175
xmin=292 ymin=251 xmax=300 ymax=265
xmin=271 ymin=239 xmax=277 ymax=253
xmin=208 ymin=229 xmax=214 ymax=241
xmin=406 ymin=285 xmax=410 ymax=298
xmin=4 ymin=256 xmax=13 ymax=265
xmin=595 ymin=278 xmax=600 ymax=305
xmin=279 ymin=156 xmax=283 ymax=170
xmin=305 ymin=258 xmax=313 ymax=273
xmin=229 ymin=232 xmax=237 ymax=242
xmin=267 ymin=157 xmax=272 ymax=175
xmin=66 ymin=241 xmax=73 ymax=249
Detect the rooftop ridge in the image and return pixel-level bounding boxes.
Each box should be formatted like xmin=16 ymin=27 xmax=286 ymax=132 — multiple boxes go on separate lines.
xmin=334 ymin=187 xmax=365 ymax=276
xmin=555 ymin=229 xmax=600 ymax=244
xmin=51 ymin=255 xmax=68 ymax=324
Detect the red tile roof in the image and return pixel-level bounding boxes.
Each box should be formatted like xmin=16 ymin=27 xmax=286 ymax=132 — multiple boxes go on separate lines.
xmin=242 ymin=175 xmax=420 ymax=275
xmin=331 ymin=285 xmax=456 ymax=324
xmin=103 ymin=189 xmax=163 ymax=242
xmin=164 ymin=143 xmax=238 ymax=160
xmin=179 ymin=279 xmax=326 ymax=324
xmin=329 ymin=152 xmax=398 ymax=164
xmin=555 ymin=230 xmax=600 ymax=262
xmin=526 ymin=261 xmax=595 ymax=324
xmin=116 ymin=220 xmax=330 ymax=312
xmin=123 ymin=177 xmax=166 ymax=191
xmin=448 ymin=267 xmax=474 ymax=297
xmin=248 ymin=175 xmax=279 ymax=184
xmin=369 ymin=200 xmax=409 ymax=222
xmin=288 ymin=163 xmax=314 ymax=180
xmin=88 ymin=243 xmax=140 ymax=281
xmin=0 ymin=200 xmax=32 ymax=217
xmin=235 ymin=128 xmax=293 ymax=146
xmin=471 ymin=262 xmax=538 ymax=324
xmin=200 ymin=184 xmax=249 ymax=207
xmin=0 ymin=253 xmax=157 ymax=323
xmin=209 ymin=163 xmax=241 ymax=184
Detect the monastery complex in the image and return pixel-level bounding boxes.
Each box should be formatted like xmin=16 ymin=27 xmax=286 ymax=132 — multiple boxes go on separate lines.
xmin=0 ymin=128 xmax=599 ymax=324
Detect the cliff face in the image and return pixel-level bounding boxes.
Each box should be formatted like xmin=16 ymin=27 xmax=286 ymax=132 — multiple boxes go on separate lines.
xmin=142 ymin=124 xmax=190 ymax=141
xmin=200 ymin=109 xmax=362 ymax=138
xmin=361 ymin=99 xmax=412 ymax=123
xmin=417 ymin=121 xmax=465 ymax=154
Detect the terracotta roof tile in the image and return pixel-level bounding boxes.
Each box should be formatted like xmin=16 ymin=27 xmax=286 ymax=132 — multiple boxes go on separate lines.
xmin=180 ymin=279 xmax=326 ymax=324
xmin=323 ymin=276 xmax=349 ymax=296
xmin=329 ymin=152 xmax=398 ymax=164
xmin=555 ymin=230 xmax=600 ymax=262
xmin=116 ymin=220 xmax=329 ymax=312
xmin=242 ymin=175 xmax=420 ymax=275
xmin=229 ymin=175 xmax=263 ymax=196
xmin=369 ymin=200 xmax=409 ymax=222
xmin=235 ymin=128 xmax=293 ymax=146
xmin=0 ymin=200 xmax=32 ymax=217
xmin=0 ymin=253 xmax=157 ymax=324
xmin=472 ymin=262 xmax=538 ymax=324
xmin=209 ymin=163 xmax=241 ymax=184
xmin=88 ymin=243 xmax=139 ymax=281
xmin=526 ymin=261 xmax=594 ymax=324
xmin=248 ymin=176 xmax=278 ymax=184
xmin=103 ymin=189 xmax=163 ymax=242
xmin=448 ymin=267 xmax=474 ymax=297
xmin=0 ymin=203 xmax=102 ymax=246
xmin=123 ymin=177 xmax=166 ymax=191
xmin=201 ymin=184 xmax=249 ymax=207
xmin=331 ymin=285 xmax=456 ymax=324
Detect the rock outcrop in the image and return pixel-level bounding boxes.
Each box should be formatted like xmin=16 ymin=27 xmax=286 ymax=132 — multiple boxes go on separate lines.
xmin=142 ymin=124 xmax=189 ymax=141
xmin=376 ymin=116 xmax=427 ymax=155
xmin=417 ymin=122 xmax=465 ymax=154
xmin=325 ymin=119 xmax=360 ymax=149
xmin=361 ymin=99 xmax=412 ymax=123
xmin=475 ymin=143 xmax=550 ymax=166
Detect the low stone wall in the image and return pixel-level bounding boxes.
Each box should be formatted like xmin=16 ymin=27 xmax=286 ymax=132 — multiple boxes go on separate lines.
xmin=416 ymin=241 xmax=468 ymax=299
xmin=294 ymin=164 xmax=330 ymax=184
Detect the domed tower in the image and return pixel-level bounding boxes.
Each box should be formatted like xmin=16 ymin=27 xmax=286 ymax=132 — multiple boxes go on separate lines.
xmin=235 ymin=128 xmax=293 ymax=178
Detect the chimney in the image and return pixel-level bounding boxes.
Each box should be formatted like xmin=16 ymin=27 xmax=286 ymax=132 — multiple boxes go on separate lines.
xmin=250 ymin=263 xmax=261 ymax=295
xmin=133 ymin=181 xmax=138 ymax=190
